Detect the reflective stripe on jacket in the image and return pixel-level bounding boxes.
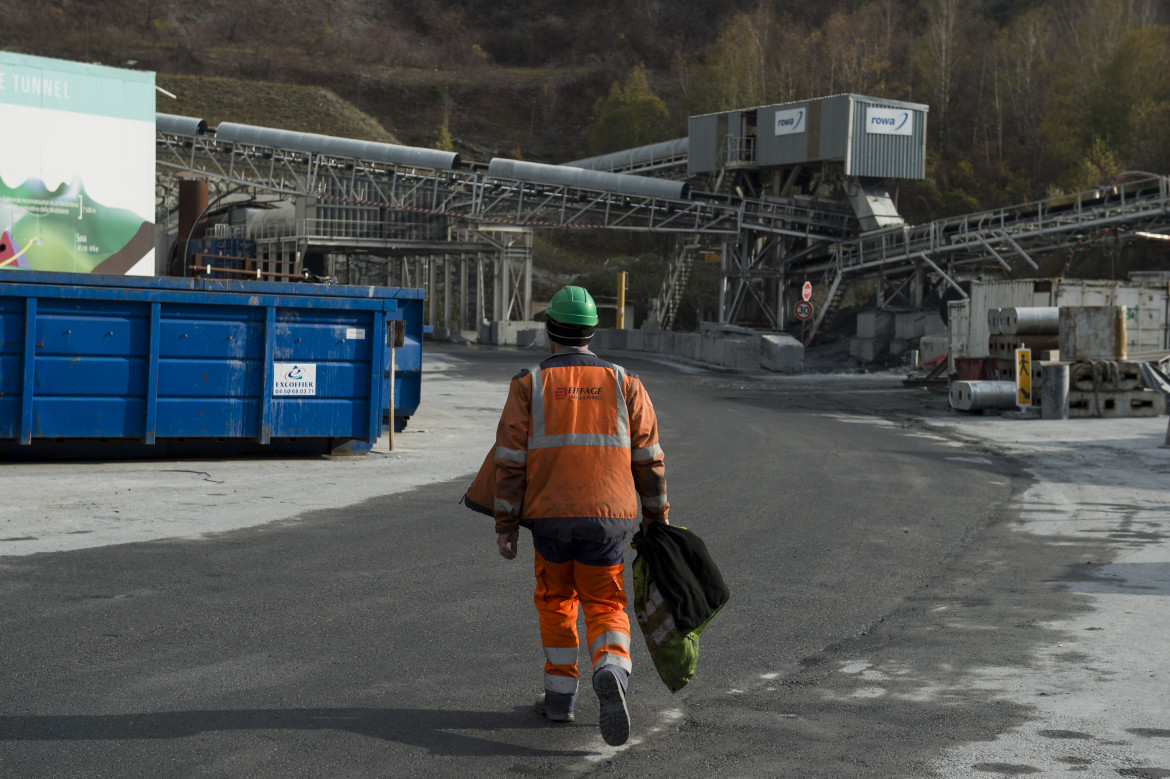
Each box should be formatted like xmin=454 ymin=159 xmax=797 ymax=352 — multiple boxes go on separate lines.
xmin=493 ymin=347 xmax=668 ymax=541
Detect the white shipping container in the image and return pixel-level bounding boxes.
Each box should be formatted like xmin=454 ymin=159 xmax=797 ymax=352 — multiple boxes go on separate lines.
xmin=950 ymin=279 xmax=1170 ymax=361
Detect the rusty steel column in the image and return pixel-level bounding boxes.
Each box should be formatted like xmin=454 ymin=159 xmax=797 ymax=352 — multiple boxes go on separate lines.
xmin=176 ymin=177 xmax=209 ymax=277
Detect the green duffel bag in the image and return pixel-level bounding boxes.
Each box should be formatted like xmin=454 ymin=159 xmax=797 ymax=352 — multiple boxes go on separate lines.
xmin=632 ymin=523 xmax=729 ymax=693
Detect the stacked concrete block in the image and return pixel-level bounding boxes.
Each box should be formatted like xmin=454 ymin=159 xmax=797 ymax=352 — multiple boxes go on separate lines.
xmin=761 ymin=334 xmax=804 ymax=373
xmin=894 ymin=312 xmax=927 ymax=339
xmin=1060 ymin=306 xmax=1127 ymax=361
xmin=988 ymin=334 xmax=1059 ymax=379
xmin=857 ymin=311 xmax=895 ymax=338
xmin=1067 ymin=359 xmax=1165 ymax=418
xmin=852 ymin=310 xmax=895 ymax=363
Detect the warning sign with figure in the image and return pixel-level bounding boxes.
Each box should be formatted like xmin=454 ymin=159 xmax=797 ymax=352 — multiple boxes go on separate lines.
xmin=1015 ymin=348 xmax=1032 ymax=407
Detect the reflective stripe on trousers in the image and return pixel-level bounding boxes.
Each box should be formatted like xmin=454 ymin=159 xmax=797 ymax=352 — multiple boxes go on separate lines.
xmin=533 ymin=549 xmax=632 ymax=690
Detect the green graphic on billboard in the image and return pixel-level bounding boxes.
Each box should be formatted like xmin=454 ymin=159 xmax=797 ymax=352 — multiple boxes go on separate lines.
xmin=0 ymin=52 xmax=155 ymax=275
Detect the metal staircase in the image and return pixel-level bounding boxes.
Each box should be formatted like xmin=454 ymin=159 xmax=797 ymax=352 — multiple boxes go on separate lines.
xmin=645 ymin=238 xmax=700 ymax=331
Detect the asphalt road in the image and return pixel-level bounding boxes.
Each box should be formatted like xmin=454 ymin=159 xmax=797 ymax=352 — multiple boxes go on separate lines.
xmin=0 ymin=345 xmax=1121 ymax=777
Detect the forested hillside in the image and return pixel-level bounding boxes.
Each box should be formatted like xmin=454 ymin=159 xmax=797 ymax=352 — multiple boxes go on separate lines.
xmin=5 ymin=0 xmax=1169 ymax=224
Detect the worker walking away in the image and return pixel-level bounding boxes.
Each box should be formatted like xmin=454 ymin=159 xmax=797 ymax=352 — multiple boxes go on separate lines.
xmin=490 ymin=285 xmax=669 ymax=746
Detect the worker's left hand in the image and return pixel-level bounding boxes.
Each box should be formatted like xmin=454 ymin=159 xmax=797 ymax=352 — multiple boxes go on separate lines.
xmin=497 ymin=530 xmax=519 ymax=559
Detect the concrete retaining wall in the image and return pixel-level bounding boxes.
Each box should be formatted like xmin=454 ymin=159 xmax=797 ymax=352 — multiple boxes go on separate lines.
xmin=586 ymin=325 xmax=802 ymax=373
xmin=472 ymin=321 xmax=805 ymax=373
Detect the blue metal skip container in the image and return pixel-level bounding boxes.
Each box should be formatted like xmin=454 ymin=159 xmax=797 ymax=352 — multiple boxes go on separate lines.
xmin=0 ymin=271 xmax=424 ymax=457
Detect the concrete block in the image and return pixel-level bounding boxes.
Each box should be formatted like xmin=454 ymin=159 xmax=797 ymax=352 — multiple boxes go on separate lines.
xmin=851 ymin=336 xmax=881 ymax=362
xmin=895 ymin=312 xmax=927 ymax=339
xmin=625 ymin=330 xmax=645 ymax=351
xmin=590 ymin=329 xmax=611 ymax=352
xmin=640 ymin=330 xmax=661 ymax=354
xmin=700 ymin=335 xmax=720 ymax=365
xmin=890 ymin=338 xmax=910 ymax=356
xmin=761 ymin=334 xmax=804 ymax=373
xmin=487 ymin=321 xmax=545 ymax=347
xmin=676 ymin=333 xmax=701 ymax=361
xmin=919 ymin=334 xmax=948 ymax=364
xmin=721 ymin=338 xmax=760 ymax=370
xmin=923 ymin=313 xmax=946 ymax=335
xmin=656 ymin=331 xmax=674 ymax=354
xmin=1069 ymin=388 xmax=1165 ymax=418
xmin=1060 ymin=306 xmax=1127 ymax=360
xmin=516 ymin=327 xmax=545 ymax=348
xmin=856 ymin=310 xmax=895 ymax=339
xmin=608 ymin=329 xmax=628 ymax=351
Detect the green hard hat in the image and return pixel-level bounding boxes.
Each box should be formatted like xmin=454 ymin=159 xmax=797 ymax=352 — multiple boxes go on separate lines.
xmin=546 ymin=285 xmax=599 ymax=326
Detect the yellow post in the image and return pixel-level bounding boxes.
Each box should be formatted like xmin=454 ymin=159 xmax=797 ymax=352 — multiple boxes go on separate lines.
xmin=616 ymin=271 xmax=627 ymax=330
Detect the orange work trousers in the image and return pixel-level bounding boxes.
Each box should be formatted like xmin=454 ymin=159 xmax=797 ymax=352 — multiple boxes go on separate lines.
xmin=533 ymin=536 xmax=632 ymax=697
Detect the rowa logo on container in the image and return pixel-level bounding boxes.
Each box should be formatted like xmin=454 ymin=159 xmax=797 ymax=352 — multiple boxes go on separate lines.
xmin=774 ymin=107 xmax=806 ymax=136
xmin=865 ymin=107 xmax=913 ymax=136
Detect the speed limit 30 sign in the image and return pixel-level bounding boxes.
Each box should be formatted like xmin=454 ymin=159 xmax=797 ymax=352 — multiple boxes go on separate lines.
xmin=794 ymin=301 xmax=814 ymax=321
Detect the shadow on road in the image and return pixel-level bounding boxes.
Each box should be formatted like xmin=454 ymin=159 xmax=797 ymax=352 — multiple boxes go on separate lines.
xmin=0 ymin=707 xmax=592 ymax=758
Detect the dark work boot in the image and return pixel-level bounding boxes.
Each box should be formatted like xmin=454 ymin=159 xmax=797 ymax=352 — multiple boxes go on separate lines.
xmin=593 ymin=667 xmax=630 ymax=746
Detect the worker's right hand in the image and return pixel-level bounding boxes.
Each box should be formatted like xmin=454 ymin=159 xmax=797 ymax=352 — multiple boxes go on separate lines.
xmin=641 ymin=516 xmax=669 ymax=535
xmin=497 ymin=530 xmax=519 ymax=559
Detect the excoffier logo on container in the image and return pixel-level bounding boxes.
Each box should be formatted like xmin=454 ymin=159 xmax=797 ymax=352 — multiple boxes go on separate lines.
xmin=865 ymin=107 xmax=913 ymax=136
xmin=273 ymin=363 xmax=317 ymax=396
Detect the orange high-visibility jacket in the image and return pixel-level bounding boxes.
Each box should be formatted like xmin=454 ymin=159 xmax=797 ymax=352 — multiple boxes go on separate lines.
xmin=468 ymin=347 xmax=668 ymax=542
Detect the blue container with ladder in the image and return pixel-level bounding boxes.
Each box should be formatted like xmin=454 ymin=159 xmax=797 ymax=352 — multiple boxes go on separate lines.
xmin=0 ymin=271 xmax=423 ymax=458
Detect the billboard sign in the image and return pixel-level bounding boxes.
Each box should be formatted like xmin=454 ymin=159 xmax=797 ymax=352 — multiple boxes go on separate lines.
xmin=0 ymin=52 xmax=155 ymax=275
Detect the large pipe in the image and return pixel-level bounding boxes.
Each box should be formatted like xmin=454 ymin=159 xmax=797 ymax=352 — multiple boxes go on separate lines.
xmin=987 ymin=308 xmax=1003 ymax=335
xmin=1001 ymin=307 xmax=1059 ymax=335
xmin=1040 ymin=362 xmax=1070 ymax=419
xmin=949 ymin=380 xmax=1018 ymax=412
xmin=487 ymin=158 xmax=689 ymax=201
xmin=157 ymin=113 xmax=207 ymax=136
xmin=215 ymin=122 xmax=461 ymax=170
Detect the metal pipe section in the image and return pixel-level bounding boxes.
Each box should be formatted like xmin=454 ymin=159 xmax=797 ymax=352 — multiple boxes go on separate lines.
xmin=987 ymin=308 xmax=1003 ymax=335
xmin=1001 ymin=307 xmax=1059 ymax=335
xmin=562 ymin=137 xmax=689 ymax=172
xmin=1040 ymin=362 xmax=1070 ymax=419
xmin=949 ymin=380 xmax=1018 ymax=412
xmin=157 ymin=113 xmax=207 ymax=136
xmin=215 ymin=122 xmax=461 ymax=170
xmin=487 ymin=158 xmax=689 ymax=201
